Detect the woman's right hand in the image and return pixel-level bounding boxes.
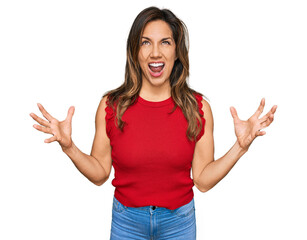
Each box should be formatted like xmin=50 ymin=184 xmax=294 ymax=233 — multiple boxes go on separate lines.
xmin=30 ymin=103 xmax=75 ymax=150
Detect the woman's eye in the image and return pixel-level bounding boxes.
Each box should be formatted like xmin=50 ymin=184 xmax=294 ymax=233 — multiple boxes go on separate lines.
xmin=141 ymin=40 xmax=170 ymax=46
xmin=141 ymin=41 xmax=150 ymax=45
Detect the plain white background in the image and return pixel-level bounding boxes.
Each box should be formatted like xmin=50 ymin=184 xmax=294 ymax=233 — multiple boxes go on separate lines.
xmin=1 ymin=0 xmax=306 ymax=239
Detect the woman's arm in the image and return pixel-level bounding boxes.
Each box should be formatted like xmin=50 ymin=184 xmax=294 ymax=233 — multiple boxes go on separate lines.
xmin=193 ymin=140 xmax=247 ymax=193
xmin=62 ymin=96 xmax=112 ymax=186
xmin=62 ymin=140 xmax=110 ymax=186
xmin=30 ymin=96 xmax=112 ymax=186
xmin=192 ymin=98 xmax=277 ymax=193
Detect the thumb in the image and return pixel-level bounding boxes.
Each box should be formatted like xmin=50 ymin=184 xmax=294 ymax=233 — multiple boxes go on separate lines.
xmin=230 ymin=106 xmax=239 ymax=122
xmin=66 ymin=106 xmax=75 ymax=123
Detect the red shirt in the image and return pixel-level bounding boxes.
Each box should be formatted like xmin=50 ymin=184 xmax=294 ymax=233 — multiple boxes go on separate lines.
xmin=105 ymin=93 xmax=205 ymax=210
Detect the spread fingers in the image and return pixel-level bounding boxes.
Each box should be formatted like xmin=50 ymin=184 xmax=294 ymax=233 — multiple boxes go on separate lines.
xmin=33 ymin=124 xmax=51 ymax=134
xmin=37 ymin=103 xmax=53 ymax=122
xmin=30 ymin=113 xmax=50 ymax=127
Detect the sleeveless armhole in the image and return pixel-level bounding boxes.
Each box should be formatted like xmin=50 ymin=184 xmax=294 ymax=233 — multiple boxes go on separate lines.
xmin=105 ymin=95 xmax=115 ymax=139
xmin=195 ymin=93 xmax=206 ymax=142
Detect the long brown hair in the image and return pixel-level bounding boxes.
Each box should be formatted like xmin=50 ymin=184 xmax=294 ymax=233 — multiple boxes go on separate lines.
xmin=102 ymin=6 xmax=209 ymax=142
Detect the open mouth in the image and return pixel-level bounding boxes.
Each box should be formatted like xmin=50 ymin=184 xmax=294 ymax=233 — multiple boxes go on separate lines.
xmin=148 ymin=62 xmax=165 ymax=77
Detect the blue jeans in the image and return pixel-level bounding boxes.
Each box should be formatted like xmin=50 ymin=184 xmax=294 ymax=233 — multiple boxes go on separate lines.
xmin=110 ymin=195 xmax=196 ymax=240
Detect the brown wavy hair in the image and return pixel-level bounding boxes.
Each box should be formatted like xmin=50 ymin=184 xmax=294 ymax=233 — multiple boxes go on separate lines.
xmin=102 ymin=6 xmax=209 ymax=142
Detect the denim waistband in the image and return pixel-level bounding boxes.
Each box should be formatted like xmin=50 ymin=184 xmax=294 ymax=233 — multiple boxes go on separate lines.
xmin=113 ymin=195 xmax=194 ymax=213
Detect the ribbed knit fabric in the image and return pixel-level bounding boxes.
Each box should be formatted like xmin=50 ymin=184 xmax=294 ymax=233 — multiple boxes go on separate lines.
xmin=105 ymin=93 xmax=205 ymax=210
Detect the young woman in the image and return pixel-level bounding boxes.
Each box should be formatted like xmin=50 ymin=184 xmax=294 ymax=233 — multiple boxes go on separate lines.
xmin=30 ymin=6 xmax=277 ymax=240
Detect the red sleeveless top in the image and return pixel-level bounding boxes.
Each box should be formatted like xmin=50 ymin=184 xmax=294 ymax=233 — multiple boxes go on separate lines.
xmin=105 ymin=93 xmax=205 ymax=210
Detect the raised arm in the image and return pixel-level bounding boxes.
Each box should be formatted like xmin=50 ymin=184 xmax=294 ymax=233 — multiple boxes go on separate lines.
xmin=192 ymin=98 xmax=277 ymax=192
xmin=30 ymin=96 xmax=112 ymax=186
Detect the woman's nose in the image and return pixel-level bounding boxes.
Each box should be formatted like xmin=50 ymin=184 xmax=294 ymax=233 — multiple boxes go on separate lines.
xmin=150 ymin=44 xmax=162 ymax=58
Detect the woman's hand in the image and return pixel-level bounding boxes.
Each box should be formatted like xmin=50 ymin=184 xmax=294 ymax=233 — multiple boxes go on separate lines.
xmin=30 ymin=103 xmax=75 ymax=150
xmin=230 ymin=98 xmax=277 ymax=151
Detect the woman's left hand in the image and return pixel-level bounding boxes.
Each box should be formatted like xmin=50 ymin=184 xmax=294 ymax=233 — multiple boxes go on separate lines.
xmin=230 ymin=98 xmax=277 ymax=151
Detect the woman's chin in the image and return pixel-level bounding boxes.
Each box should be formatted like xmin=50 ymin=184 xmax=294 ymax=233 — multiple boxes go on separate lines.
xmin=150 ymin=78 xmax=170 ymax=87
xmin=142 ymin=71 xmax=170 ymax=87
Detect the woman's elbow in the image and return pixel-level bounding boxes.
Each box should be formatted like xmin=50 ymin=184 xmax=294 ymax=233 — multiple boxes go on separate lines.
xmin=92 ymin=175 xmax=109 ymax=186
xmin=194 ymin=180 xmax=209 ymax=193
xmin=197 ymin=186 xmax=210 ymax=193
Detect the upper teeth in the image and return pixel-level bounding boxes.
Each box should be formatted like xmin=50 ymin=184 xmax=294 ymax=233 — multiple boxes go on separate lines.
xmin=149 ymin=63 xmax=164 ymax=67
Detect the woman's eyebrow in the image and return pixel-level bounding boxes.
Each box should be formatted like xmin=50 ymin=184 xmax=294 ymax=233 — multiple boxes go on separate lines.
xmin=141 ymin=36 xmax=173 ymax=41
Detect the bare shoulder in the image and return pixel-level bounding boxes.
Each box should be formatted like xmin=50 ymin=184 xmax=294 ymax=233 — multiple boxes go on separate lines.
xmin=99 ymin=95 xmax=109 ymax=110
xmin=90 ymin=95 xmax=112 ymax=183
xmin=200 ymin=97 xmax=214 ymax=129
xmin=95 ymin=95 xmax=109 ymax=124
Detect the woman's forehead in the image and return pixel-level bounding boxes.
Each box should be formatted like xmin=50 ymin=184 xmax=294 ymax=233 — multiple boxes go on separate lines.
xmin=142 ymin=20 xmax=173 ymax=39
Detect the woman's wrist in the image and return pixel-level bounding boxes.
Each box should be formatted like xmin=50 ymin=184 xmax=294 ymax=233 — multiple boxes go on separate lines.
xmin=234 ymin=140 xmax=249 ymax=157
xmin=61 ymin=141 xmax=74 ymax=155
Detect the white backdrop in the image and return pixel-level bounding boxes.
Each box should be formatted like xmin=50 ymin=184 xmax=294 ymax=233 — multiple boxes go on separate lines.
xmin=1 ymin=0 xmax=306 ymax=239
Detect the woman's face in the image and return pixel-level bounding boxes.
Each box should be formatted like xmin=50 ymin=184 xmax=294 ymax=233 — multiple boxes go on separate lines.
xmin=138 ymin=20 xmax=177 ymax=88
